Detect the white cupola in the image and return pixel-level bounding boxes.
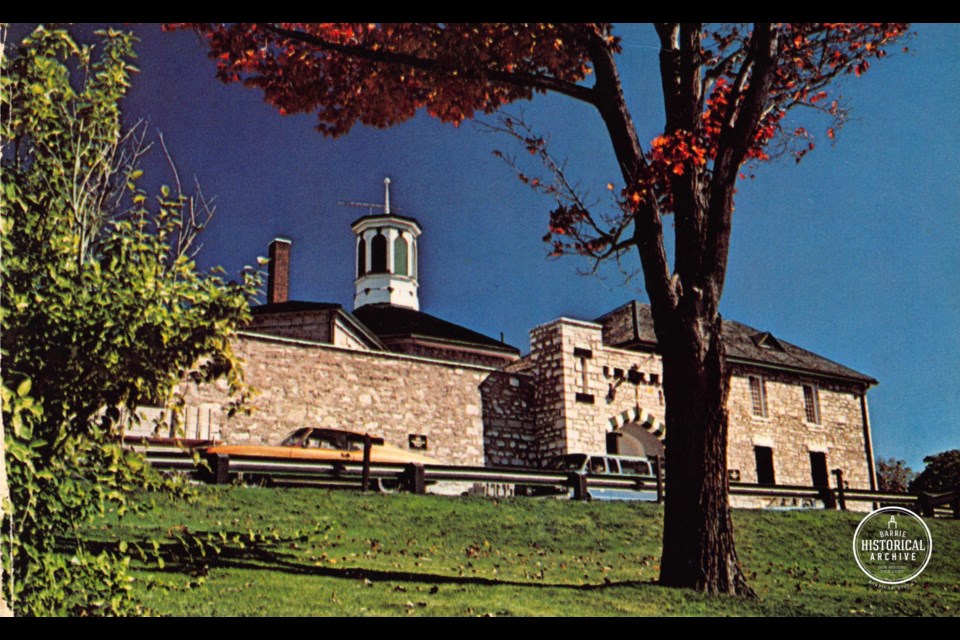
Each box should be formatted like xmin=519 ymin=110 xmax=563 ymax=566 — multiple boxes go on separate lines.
xmin=351 ymin=178 xmax=422 ymax=311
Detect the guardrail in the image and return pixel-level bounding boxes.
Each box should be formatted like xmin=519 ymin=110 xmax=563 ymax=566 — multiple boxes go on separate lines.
xmin=133 ymin=441 xmax=959 ymax=518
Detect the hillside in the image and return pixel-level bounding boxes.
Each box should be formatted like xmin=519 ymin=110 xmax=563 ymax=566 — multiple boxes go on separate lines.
xmin=88 ymin=487 xmax=959 ymax=616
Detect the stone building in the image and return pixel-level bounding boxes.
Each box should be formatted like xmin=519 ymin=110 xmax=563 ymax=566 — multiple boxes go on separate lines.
xmin=174 ymin=182 xmax=879 ymax=498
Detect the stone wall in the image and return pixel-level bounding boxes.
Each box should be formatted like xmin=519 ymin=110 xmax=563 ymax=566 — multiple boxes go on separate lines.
xmin=526 ymin=319 xmax=873 ymax=497
xmin=181 ymin=333 xmax=491 ymax=466
xmin=247 ymin=310 xmax=334 ymax=344
xmin=528 ymin=318 xmax=665 ymax=462
xmin=527 ymin=322 xmax=567 ymax=462
xmin=179 ymin=318 xmax=875 ymax=503
xmin=481 ymin=371 xmax=536 ymax=468
xmin=727 ymin=363 xmax=872 ymax=490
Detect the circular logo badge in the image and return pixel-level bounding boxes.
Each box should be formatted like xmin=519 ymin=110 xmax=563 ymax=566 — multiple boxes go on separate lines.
xmin=853 ymin=506 xmax=932 ymax=585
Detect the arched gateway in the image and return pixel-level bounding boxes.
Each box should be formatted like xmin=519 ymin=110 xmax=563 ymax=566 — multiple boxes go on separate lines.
xmin=607 ymin=405 xmax=666 ymax=458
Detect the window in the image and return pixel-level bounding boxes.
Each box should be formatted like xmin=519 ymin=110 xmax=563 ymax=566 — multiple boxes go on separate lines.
xmin=619 ymin=458 xmax=652 ymax=476
xmin=606 ymin=431 xmax=621 ymax=455
xmin=575 ymin=347 xmax=593 ymax=403
xmin=754 ymin=446 xmax=775 ymax=485
xmin=752 ymin=332 xmax=785 ymax=351
xmin=305 ymin=432 xmax=346 ymax=450
xmin=590 ymin=456 xmax=607 ymax=474
xmin=370 ymin=232 xmax=387 ymax=273
xmin=394 ymin=234 xmax=408 ymax=276
xmin=356 ymin=237 xmax=366 ymax=277
xmin=803 ymin=384 xmax=821 ymax=424
xmin=749 ymin=376 xmax=768 ymax=418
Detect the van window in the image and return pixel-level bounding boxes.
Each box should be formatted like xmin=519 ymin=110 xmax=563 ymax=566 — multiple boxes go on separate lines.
xmin=590 ymin=456 xmax=607 ymax=473
xmin=619 ymin=459 xmax=651 ymax=476
xmin=548 ymin=454 xmax=587 ymax=471
xmin=606 ymin=458 xmax=621 ymax=474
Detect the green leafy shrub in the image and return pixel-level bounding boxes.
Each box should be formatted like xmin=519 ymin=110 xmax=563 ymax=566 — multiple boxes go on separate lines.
xmin=1 ymin=25 xmax=261 ymax=615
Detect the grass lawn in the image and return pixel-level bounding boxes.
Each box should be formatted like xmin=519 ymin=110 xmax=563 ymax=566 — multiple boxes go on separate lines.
xmin=86 ymin=486 xmax=960 ymax=616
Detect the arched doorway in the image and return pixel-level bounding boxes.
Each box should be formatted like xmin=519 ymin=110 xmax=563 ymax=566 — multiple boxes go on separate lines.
xmin=606 ymin=405 xmax=666 ymax=458
xmin=610 ymin=421 xmax=665 ymax=458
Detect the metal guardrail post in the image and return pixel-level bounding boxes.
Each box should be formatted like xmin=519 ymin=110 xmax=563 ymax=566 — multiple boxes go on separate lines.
xmin=213 ymin=454 xmax=230 ymax=485
xmin=569 ymin=472 xmax=590 ymax=501
xmin=655 ymin=455 xmax=664 ymax=504
xmin=832 ymin=469 xmax=846 ymax=511
xmin=404 ymin=463 xmax=426 ymax=495
xmin=361 ymin=434 xmax=372 ymax=492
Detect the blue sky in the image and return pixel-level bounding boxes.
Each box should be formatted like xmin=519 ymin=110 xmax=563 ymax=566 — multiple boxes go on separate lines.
xmin=8 ymin=23 xmax=958 ymax=472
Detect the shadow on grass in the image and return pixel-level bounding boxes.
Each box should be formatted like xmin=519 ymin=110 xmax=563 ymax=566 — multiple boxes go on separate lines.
xmin=64 ymin=532 xmax=658 ymax=592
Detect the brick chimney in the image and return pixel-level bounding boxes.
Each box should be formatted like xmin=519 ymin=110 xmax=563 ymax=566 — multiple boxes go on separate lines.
xmin=267 ymin=238 xmax=291 ymax=304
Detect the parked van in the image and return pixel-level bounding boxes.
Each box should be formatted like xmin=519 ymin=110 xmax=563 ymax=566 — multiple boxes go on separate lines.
xmin=516 ymin=453 xmax=658 ymax=500
xmin=546 ymin=453 xmax=653 ymax=478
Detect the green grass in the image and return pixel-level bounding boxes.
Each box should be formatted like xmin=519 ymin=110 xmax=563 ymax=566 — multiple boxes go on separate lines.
xmin=86 ymin=486 xmax=960 ymax=616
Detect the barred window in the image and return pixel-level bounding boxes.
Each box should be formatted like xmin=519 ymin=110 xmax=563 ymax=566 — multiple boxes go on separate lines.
xmin=803 ymin=384 xmax=821 ymax=424
xmin=749 ymin=376 xmax=767 ymax=418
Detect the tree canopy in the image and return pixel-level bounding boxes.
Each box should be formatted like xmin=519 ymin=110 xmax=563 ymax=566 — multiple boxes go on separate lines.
xmin=172 ymin=22 xmax=909 ymax=597
xmin=1 ymin=25 xmax=260 ymax=615
xmin=910 ymin=450 xmax=960 ymax=494
xmin=876 ymin=458 xmax=916 ymax=494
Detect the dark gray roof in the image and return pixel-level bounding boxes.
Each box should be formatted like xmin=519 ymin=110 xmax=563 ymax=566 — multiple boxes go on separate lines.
xmin=596 ymin=301 xmax=877 ymax=386
xmin=353 ymin=304 xmax=519 ymax=355
xmin=251 ymin=300 xmax=341 ymax=314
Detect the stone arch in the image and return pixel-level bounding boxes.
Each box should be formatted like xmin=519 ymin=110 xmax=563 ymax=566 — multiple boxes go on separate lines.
xmin=607 ymin=405 xmax=666 ymax=458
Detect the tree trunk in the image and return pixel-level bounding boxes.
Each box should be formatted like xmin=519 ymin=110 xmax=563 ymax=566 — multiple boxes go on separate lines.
xmin=0 ymin=416 xmax=11 ymax=617
xmin=0 ymin=30 xmax=12 ymax=616
xmin=657 ymin=311 xmax=755 ymax=596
